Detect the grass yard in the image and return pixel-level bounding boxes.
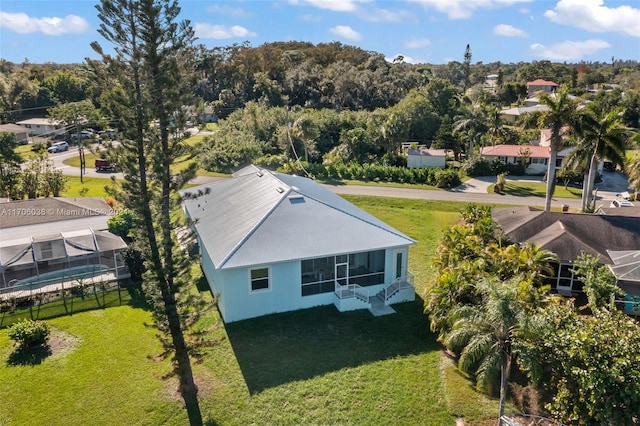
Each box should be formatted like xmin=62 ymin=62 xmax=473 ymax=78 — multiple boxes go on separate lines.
xmin=60 ymin=176 xmax=118 ymax=198
xmin=489 ymin=180 xmax=582 ymax=199
xmin=0 ymin=197 xmax=501 ymax=425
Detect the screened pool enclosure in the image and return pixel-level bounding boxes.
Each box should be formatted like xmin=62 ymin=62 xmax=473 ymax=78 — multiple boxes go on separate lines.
xmin=0 ymin=229 xmax=129 ymax=300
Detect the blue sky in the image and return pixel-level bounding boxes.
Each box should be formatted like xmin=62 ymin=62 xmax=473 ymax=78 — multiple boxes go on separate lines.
xmin=1 ymin=0 xmax=639 ymax=65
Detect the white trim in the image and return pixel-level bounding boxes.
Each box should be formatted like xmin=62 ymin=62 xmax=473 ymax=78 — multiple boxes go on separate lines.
xmin=249 ymin=266 xmax=271 ymax=294
xmin=393 ymin=249 xmax=405 ymax=280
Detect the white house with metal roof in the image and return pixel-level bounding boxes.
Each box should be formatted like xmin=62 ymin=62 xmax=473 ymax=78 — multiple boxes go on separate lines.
xmin=183 ymin=165 xmax=416 ymax=323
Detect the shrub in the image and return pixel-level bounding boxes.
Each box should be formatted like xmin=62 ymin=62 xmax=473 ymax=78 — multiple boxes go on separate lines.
xmin=8 ymin=319 xmax=50 ymax=347
xmin=108 ymin=208 xmax=136 ymax=238
xmin=434 ymin=169 xmax=462 ymax=189
xmin=461 ymin=157 xmax=493 ymax=177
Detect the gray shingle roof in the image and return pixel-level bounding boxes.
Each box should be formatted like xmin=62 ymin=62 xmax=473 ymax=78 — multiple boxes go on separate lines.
xmin=0 ymin=197 xmax=113 ymax=229
xmin=183 ymin=165 xmax=415 ymax=270
xmin=493 ymin=206 xmax=640 ymax=264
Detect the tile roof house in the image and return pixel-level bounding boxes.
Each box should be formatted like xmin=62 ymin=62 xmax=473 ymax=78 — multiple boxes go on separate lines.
xmin=407 ymin=148 xmax=447 ymax=168
xmin=526 ymin=79 xmax=559 ymax=97
xmin=480 ymin=144 xmax=568 ymax=175
xmin=492 ymin=206 xmax=640 ymax=311
xmin=183 ymin=165 xmax=416 ymax=323
xmin=0 ymin=197 xmax=129 ymax=301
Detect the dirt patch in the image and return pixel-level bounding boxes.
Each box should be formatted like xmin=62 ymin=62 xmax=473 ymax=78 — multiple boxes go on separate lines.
xmin=47 ymin=328 xmax=81 ymax=359
xmin=6 ymin=328 xmax=80 ymax=366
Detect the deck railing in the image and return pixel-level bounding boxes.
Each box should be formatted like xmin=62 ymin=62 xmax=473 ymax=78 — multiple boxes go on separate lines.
xmin=384 ymin=272 xmax=414 ymax=301
xmin=334 ymin=281 xmax=369 ymax=303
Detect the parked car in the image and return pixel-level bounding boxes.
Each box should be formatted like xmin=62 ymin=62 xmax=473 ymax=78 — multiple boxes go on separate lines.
xmin=610 ymin=199 xmax=635 ymax=208
xmin=95 ymin=158 xmax=117 ymax=172
xmin=47 ymin=141 xmax=69 ymax=153
xmin=70 ymin=131 xmax=93 ymax=141
xmin=99 ymin=129 xmax=117 ymax=138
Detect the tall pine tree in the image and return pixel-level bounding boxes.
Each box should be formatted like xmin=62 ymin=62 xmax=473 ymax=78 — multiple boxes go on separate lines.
xmin=90 ymin=1 xmax=203 ymax=424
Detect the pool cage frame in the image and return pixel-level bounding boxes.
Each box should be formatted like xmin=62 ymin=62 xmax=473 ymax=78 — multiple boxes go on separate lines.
xmin=0 ymin=229 xmax=130 ymax=302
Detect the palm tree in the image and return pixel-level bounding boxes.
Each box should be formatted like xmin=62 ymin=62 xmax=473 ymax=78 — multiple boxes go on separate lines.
xmin=526 ymin=86 xmax=580 ymax=211
xmin=453 ymin=100 xmax=488 ymax=158
xmin=485 ymin=107 xmax=507 ymax=148
xmin=628 ymin=158 xmax=640 ymax=201
xmin=566 ymin=104 xmax=628 ymax=211
xmin=625 ymin=133 xmax=640 ymax=201
xmin=444 ymin=278 xmax=525 ymax=425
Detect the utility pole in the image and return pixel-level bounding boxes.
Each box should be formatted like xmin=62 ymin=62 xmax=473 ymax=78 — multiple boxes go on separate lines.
xmin=74 ymin=105 xmax=85 ymax=183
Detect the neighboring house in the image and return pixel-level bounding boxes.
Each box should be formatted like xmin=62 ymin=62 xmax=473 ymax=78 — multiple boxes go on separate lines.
xmin=608 ymin=250 xmax=640 ymax=314
xmin=480 ymin=144 xmax=556 ymax=175
xmin=492 ymin=206 xmax=640 ymax=307
xmin=407 ymin=148 xmax=447 ymax=169
xmin=0 ymin=124 xmax=29 ymax=145
xmin=15 ymin=117 xmax=65 ymax=137
xmin=183 ymin=165 xmax=416 ymax=323
xmin=526 ymin=79 xmax=558 ymax=97
xmin=0 ymin=197 xmax=129 ymax=300
xmin=500 ymin=104 xmax=549 ymax=125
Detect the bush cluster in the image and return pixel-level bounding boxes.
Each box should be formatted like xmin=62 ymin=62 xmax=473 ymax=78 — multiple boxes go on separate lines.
xmin=462 ymin=157 xmax=526 ymax=177
xmin=8 ymin=319 xmax=50 ymax=348
xmin=280 ymin=162 xmax=462 ymax=189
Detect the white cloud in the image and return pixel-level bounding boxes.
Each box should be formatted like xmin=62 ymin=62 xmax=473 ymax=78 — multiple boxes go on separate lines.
xmin=405 ymin=37 xmax=432 ymax=48
xmin=290 ymin=0 xmax=371 ymax=12
xmin=544 ymin=0 xmax=640 ymax=37
xmin=361 ymin=7 xmax=412 ymax=23
xmin=406 ymin=0 xmax=533 ymax=20
xmin=300 ymin=14 xmax=322 ymax=22
xmin=0 ymin=11 xmax=89 ymax=35
xmin=194 ymin=23 xmax=257 ymax=39
xmin=329 ymin=25 xmax=362 ymax=41
xmin=206 ymin=5 xmax=253 ymax=18
xmin=493 ymin=24 xmax=528 ymax=37
xmin=530 ymin=39 xmax=611 ymax=60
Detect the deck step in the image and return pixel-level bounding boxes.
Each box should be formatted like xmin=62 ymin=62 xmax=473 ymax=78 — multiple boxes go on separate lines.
xmin=368 ymin=303 xmax=396 ymax=317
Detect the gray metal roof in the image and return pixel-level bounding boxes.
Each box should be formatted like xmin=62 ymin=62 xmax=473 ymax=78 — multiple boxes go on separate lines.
xmin=183 ymin=165 xmax=415 ymax=270
xmin=608 ymin=250 xmax=640 ymax=283
xmin=0 ymin=216 xmax=110 ymax=241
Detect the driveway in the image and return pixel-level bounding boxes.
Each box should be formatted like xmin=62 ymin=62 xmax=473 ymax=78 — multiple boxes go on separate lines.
xmin=451 ymin=172 xmax=632 ymax=209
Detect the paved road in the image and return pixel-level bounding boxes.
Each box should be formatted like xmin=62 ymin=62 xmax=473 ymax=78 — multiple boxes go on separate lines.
xmin=50 ymin=147 xmax=631 ymax=209
xmin=322 ymin=183 xmax=577 ymax=209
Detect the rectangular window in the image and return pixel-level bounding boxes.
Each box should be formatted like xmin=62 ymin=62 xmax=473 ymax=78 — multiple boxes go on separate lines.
xmin=250 ymin=267 xmax=270 ymax=292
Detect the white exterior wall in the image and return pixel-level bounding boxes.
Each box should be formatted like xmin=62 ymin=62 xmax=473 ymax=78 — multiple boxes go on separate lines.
xmin=202 ymin=246 xmax=411 ymax=323
xmin=407 ymin=155 xmax=445 ymax=169
xmin=17 ymin=122 xmax=63 ymax=137
xmin=484 ymin=155 xmax=548 ymax=175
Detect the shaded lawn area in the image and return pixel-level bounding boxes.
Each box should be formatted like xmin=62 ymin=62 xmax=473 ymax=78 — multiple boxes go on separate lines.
xmin=0 ymin=197 xmax=501 ymax=425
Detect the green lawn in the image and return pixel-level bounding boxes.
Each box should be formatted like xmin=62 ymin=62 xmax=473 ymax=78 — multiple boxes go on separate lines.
xmin=0 ymin=197 xmax=502 ymax=425
xmin=489 ymin=180 xmax=582 ymax=199
xmin=61 ymin=176 xmax=119 ymax=198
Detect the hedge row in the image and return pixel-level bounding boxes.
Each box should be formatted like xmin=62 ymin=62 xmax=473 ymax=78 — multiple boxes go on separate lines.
xmin=279 ymin=162 xmax=462 ymax=189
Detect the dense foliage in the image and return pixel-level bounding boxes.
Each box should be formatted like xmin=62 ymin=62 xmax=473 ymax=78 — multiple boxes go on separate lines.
xmin=8 ymin=319 xmax=50 ymax=347
xmin=517 ymin=304 xmax=640 ymax=425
